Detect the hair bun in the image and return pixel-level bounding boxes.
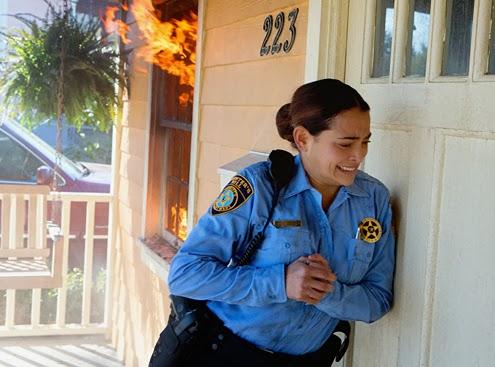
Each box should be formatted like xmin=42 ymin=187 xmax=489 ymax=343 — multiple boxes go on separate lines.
xmin=276 ymin=103 xmax=294 ymax=143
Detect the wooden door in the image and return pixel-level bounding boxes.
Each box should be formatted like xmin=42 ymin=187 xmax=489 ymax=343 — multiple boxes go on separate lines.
xmin=344 ymin=1 xmax=495 ymax=366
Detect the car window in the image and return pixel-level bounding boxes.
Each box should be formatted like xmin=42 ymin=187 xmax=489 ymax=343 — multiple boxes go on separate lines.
xmin=0 ymin=131 xmax=44 ymax=183
xmin=9 ymin=121 xmax=85 ymax=178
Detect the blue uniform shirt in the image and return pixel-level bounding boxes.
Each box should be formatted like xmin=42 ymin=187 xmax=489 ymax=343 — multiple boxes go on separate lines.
xmin=168 ymin=154 xmax=395 ymax=355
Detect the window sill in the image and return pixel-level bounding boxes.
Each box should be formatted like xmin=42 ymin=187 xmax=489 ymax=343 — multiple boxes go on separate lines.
xmin=137 ymin=234 xmax=178 ymax=281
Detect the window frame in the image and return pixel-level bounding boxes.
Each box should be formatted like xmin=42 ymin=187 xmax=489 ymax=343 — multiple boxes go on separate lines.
xmin=362 ymin=0 xmax=495 ymax=84
xmin=363 ymin=0 xmax=398 ymax=84
xmin=473 ymin=0 xmax=495 ymax=81
xmin=428 ymin=0 xmax=476 ymax=82
xmin=393 ymin=0 xmax=433 ymax=82
xmin=143 ymin=0 xmax=200 ymax=247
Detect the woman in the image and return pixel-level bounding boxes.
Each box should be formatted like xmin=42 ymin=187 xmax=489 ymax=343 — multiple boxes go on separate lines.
xmin=167 ymin=78 xmax=395 ymax=366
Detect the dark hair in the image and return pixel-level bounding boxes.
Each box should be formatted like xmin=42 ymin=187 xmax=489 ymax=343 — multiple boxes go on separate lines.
xmin=276 ymin=78 xmax=370 ymax=146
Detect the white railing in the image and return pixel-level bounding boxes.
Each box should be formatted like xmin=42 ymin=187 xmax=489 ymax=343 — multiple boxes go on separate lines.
xmin=0 ymin=190 xmax=113 ymax=337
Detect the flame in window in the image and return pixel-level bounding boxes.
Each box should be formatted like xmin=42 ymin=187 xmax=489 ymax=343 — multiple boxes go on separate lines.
xmin=178 ymin=207 xmax=188 ymax=241
xmin=170 ymin=206 xmax=188 ymax=241
xmin=101 ymin=0 xmax=197 ymax=90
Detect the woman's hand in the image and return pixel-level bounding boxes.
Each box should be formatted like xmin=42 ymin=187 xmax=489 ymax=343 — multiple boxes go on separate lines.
xmin=285 ymin=254 xmax=336 ymax=304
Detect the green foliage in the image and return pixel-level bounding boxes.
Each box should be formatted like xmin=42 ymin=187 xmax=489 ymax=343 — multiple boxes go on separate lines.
xmin=0 ymin=3 xmax=125 ymax=132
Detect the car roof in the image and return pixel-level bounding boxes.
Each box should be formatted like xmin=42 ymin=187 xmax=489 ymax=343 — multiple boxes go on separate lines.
xmin=0 ymin=119 xmax=85 ymax=180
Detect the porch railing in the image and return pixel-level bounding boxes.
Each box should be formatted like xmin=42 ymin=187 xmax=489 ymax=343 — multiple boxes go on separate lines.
xmin=0 ymin=190 xmax=113 ymax=337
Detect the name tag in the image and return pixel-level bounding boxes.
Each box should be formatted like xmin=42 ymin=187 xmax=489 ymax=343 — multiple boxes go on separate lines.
xmin=272 ymin=220 xmax=302 ymax=228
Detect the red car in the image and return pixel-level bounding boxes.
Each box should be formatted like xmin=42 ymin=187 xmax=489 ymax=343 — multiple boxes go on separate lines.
xmin=0 ymin=120 xmax=111 ymax=242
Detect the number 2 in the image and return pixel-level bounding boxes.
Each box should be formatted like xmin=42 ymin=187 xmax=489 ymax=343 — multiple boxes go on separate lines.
xmin=260 ymin=15 xmax=273 ymax=56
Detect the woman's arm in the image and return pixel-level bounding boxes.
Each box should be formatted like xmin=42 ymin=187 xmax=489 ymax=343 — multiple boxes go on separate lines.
xmin=315 ymin=197 xmax=395 ymax=323
xmin=168 ymin=169 xmax=288 ymax=307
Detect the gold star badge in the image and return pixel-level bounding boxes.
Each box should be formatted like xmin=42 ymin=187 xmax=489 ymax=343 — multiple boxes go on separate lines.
xmin=358 ymin=217 xmax=382 ymax=243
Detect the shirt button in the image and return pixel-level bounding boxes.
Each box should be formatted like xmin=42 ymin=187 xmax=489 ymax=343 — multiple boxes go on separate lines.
xmin=218 ymin=334 xmax=224 ymax=340
xmin=211 ymin=343 xmax=218 ymax=350
xmin=285 ymin=242 xmax=291 ymax=248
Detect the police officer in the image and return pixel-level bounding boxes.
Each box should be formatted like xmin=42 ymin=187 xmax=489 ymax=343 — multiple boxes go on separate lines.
xmin=167 ymin=79 xmax=395 ymax=366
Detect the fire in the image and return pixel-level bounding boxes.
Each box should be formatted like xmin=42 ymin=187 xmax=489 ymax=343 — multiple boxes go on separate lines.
xmin=178 ymin=208 xmax=188 ymax=241
xmin=170 ymin=206 xmax=188 ymax=241
xmin=102 ymin=0 xmax=197 ymax=91
xmin=101 ymin=6 xmax=131 ymax=45
xmin=178 ymin=92 xmax=192 ymax=107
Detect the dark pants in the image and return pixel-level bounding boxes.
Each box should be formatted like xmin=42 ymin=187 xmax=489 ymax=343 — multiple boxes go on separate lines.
xmin=149 ymin=309 xmax=346 ymax=367
xmin=149 ymin=306 xmax=349 ymax=367
xmin=181 ymin=325 xmax=342 ymax=367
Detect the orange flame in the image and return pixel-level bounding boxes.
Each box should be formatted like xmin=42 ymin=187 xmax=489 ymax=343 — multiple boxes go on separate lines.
xmin=170 ymin=206 xmax=188 ymax=241
xmin=178 ymin=92 xmax=192 ymax=107
xmin=103 ymin=0 xmax=197 ymax=93
xmin=131 ymin=0 xmax=197 ymax=88
xmin=178 ymin=208 xmax=188 ymax=241
xmin=101 ymin=6 xmax=131 ymax=45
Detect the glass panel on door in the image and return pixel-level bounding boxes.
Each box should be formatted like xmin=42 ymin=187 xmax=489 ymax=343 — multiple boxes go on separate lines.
xmin=372 ymin=0 xmax=395 ymax=78
xmin=441 ymin=0 xmax=475 ymax=76
xmin=405 ymin=0 xmax=431 ymax=77
xmin=487 ymin=1 xmax=495 ymax=74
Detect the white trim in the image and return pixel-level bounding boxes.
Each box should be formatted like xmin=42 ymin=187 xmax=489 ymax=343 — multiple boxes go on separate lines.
xmin=429 ymin=0 xmax=476 ymax=82
xmin=472 ymin=0 xmax=495 ymax=81
xmin=82 ymin=201 xmax=95 ymax=327
xmin=305 ymin=0 xmax=350 ymax=82
xmin=141 ymin=62 xmax=154 ymax=237
xmin=304 ymin=0 xmax=324 ymax=82
xmin=187 ymin=0 xmax=206 ymax=232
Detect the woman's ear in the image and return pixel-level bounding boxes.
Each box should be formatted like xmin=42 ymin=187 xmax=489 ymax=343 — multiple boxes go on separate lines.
xmin=293 ymin=126 xmax=311 ymax=152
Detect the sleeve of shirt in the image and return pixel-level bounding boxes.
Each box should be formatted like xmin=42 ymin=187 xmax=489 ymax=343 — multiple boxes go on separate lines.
xmin=315 ymin=189 xmax=395 ymax=323
xmin=167 ymin=167 xmax=287 ymax=307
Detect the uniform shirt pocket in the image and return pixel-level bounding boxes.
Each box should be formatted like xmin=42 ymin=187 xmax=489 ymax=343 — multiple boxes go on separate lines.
xmin=347 ymin=239 xmax=375 ymax=284
xmin=253 ymin=225 xmax=312 ymax=267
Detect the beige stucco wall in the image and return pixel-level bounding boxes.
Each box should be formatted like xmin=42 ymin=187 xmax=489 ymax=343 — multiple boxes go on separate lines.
xmin=111 ymin=1 xmax=308 ymax=365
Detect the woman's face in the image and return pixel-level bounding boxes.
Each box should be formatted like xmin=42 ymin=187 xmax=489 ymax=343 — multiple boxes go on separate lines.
xmin=296 ymin=107 xmax=371 ymax=192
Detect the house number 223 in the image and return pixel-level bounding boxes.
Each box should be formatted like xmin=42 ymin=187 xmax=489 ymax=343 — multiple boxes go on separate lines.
xmin=260 ymin=8 xmax=299 ymax=56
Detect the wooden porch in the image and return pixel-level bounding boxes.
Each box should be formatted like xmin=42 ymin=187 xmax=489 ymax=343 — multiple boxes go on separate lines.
xmin=0 ymin=334 xmax=123 ymax=367
xmin=0 ymin=186 xmax=119 ymax=365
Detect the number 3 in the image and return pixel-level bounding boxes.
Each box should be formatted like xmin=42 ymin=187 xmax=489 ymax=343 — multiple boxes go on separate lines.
xmin=284 ymin=8 xmax=299 ymax=53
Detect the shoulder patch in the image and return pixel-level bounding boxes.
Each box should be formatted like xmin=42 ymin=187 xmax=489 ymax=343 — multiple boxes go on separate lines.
xmin=211 ymin=175 xmax=254 ymax=216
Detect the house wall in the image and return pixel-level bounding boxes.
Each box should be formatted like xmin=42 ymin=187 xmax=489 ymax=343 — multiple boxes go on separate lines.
xmin=112 ymin=1 xmax=308 ymax=365
xmin=110 ymin=31 xmax=172 ymax=367
xmin=194 ymin=0 xmax=307 ymax=220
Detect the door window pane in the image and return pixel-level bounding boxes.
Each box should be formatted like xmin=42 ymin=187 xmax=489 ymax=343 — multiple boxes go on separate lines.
xmin=372 ymin=0 xmax=395 ymax=78
xmin=441 ymin=0 xmax=475 ymax=76
xmin=488 ymin=1 xmax=495 ymax=74
xmin=0 ymin=131 xmax=43 ymax=183
xmin=405 ymin=0 xmax=431 ymax=77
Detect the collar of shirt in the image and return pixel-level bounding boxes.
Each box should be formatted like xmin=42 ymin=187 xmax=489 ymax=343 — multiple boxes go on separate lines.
xmin=282 ymin=154 xmax=370 ymax=202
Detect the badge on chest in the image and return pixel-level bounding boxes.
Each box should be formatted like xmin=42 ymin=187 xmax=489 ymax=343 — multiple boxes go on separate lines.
xmin=357 ymin=217 xmax=382 ymax=243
